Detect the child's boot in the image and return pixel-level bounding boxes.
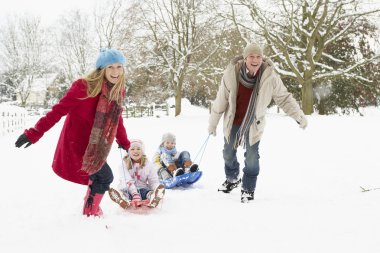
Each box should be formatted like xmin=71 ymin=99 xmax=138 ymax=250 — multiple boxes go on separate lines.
xmin=173 ymin=168 xmax=184 ymax=177
xmin=108 ymin=187 xmax=130 ymax=209
xmin=184 ymin=160 xmax=192 ymax=173
xmin=190 ymin=164 xmax=199 ymax=172
xmin=147 ymin=184 xmax=165 ymax=208
xmin=158 ymin=167 xmax=172 ymax=180
xmin=186 ymin=164 xmax=199 ymax=173
xmin=184 ymin=160 xmax=193 ymax=168
xmin=167 ymin=163 xmax=177 ymax=173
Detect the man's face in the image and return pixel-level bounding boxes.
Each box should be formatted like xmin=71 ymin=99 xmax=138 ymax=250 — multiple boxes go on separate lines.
xmin=245 ymin=54 xmax=263 ymax=75
xmin=105 ymin=63 xmax=124 ymax=84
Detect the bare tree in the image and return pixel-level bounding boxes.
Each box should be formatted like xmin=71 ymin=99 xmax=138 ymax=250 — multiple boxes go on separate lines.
xmin=0 ymin=15 xmax=48 ymax=107
xmin=139 ymin=0 xmax=220 ymax=116
xmin=226 ymin=0 xmax=380 ymax=114
xmin=186 ymin=27 xmax=247 ymax=107
xmin=54 ymin=10 xmax=97 ymax=83
xmin=94 ymin=0 xmax=139 ymax=50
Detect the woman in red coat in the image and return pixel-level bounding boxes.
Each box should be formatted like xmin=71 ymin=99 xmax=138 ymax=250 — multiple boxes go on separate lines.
xmin=15 ymin=48 xmax=131 ymax=217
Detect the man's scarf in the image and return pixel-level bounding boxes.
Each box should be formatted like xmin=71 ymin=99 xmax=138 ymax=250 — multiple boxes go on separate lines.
xmin=81 ymin=82 xmax=122 ymax=174
xmin=239 ymin=64 xmax=259 ymax=89
xmin=233 ymin=63 xmax=264 ymax=149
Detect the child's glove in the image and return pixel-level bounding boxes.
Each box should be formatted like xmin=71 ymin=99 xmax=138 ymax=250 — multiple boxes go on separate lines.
xmin=167 ymin=163 xmax=177 ymax=173
xmin=160 ymin=153 xmax=170 ymax=167
xmin=132 ymin=193 xmax=142 ymax=202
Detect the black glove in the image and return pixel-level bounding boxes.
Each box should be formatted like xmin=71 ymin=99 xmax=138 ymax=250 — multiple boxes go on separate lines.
xmin=15 ymin=134 xmax=32 ymax=148
xmin=118 ymin=144 xmax=127 ymax=151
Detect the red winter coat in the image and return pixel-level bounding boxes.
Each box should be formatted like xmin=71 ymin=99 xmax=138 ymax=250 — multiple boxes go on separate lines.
xmin=24 ymin=79 xmax=131 ymax=185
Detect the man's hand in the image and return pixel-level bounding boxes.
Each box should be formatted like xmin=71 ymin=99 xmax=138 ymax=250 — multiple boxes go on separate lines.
xmin=208 ymin=125 xmax=216 ymax=136
xmin=296 ymin=115 xmax=308 ymax=129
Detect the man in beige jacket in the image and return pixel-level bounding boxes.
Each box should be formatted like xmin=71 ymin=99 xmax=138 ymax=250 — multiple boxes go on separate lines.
xmin=208 ymin=43 xmax=307 ymax=203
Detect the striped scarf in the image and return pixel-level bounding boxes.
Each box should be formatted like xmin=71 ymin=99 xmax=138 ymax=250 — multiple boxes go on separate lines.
xmin=81 ymin=82 xmax=122 ymax=174
xmin=233 ymin=64 xmax=263 ymax=149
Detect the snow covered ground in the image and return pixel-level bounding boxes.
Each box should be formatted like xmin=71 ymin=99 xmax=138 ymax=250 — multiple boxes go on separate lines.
xmin=1 ymin=102 xmax=380 ymax=253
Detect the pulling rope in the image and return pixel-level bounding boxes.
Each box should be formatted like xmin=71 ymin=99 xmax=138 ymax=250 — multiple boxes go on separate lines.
xmin=119 ymin=148 xmax=142 ymax=199
xmin=119 ymin=148 xmax=128 ymax=183
xmin=192 ymin=134 xmax=211 ymax=168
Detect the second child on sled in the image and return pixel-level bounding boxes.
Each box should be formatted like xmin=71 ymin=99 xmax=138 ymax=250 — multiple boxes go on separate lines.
xmin=153 ymin=132 xmax=199 ymax=180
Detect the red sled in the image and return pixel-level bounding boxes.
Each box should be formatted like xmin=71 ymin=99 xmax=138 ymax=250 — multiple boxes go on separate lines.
xmin=129 ymin=199 xmax=150 ymax=207
xmin=108 ymin=186 xmax=165 ymax=211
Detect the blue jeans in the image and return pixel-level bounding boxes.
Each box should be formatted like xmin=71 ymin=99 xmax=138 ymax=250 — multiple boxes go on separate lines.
xmin=157 ymin=151 xmax=192 ymax=180
xmin=223 ymin=125 xmax=260 ymax=192
xmin=175 ymin=151 xmax=191 ymax=168
xmin=122 ymin=188 xmax=151 ymax=200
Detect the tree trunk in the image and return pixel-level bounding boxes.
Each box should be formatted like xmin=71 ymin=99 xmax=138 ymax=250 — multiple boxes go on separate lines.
xmin=301 ymin=80 xmax=314 ymax=115
xmin=316 ymin=97 xmax=327 ymax=115
xmin=175 ymin=92 xmax=182 ymax=116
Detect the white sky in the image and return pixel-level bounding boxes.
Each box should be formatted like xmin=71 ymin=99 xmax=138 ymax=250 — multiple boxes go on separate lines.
xmin=1 ymin=0 xmax=379 ymax=27
xmin=0 ymin=0 xmax=96 ymax=25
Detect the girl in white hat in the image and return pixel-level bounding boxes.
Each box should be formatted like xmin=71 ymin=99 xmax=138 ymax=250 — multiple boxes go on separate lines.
xmin=109 ymin=139 xmax=165 ymax=208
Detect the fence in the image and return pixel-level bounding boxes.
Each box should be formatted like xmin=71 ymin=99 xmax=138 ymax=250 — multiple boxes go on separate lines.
xmin=0 ymin=102 xmax=168 ymax=136
xmin=0 ymin=105 xmax=27 ymax=136
xmin=123 ymin=103 xmax=169 ymax=118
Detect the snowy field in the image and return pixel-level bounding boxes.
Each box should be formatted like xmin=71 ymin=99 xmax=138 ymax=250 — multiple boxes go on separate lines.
xmin=1 ymin=102 xmax=380 ymax=253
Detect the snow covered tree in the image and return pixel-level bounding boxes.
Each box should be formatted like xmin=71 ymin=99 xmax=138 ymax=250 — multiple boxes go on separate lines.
xmin=185 ymin=28 xmax=247 ymax=107
xmin=227 ymin=0 xmax=380 ymax=114
xmin=138 ymin=0 xmax=219 ymax=116
xmin=0 ymin=15 xmax=49 ymax=107
xmin=314 ymin=18 xmax=380 ymax=114
xmin=93 ymin=0 xmax=146 ymax=104
xmin=53 ymin=10 xmax=96 ymax=84
xmin=94 ymin=0 xmax=139 ymax=50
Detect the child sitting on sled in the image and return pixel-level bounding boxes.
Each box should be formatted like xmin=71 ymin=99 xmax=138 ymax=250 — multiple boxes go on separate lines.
xmin=109 ymin=139 xmax=165 ymax=209
xmin=153 ymin=132 xmax=199 ymax=180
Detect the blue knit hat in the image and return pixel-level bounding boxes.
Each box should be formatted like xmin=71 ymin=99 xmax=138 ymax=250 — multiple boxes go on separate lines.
xmin=95 ymin=48 xmax=126 ymax=69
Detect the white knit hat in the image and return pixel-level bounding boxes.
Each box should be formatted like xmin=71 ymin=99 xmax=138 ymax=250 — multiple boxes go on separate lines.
xmin=243 ymin=43 xmax=263 ymax=59
xmin=161 ymin=132 xmax=176 ymax=144
xmin=129 ymin=139 xmax=145 ymax=154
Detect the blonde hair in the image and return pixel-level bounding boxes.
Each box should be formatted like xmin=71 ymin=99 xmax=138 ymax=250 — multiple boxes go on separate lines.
xmin=123 ymin=154 xmax=147 ymax=169
xmin=83 ymin=68 xmax=125 ymax=105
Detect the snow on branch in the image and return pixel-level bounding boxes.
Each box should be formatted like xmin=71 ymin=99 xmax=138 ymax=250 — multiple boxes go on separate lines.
xmin=321 ymin=52 xmax=346 ymax=64
xmin=273 ymin=66 xmax=298 ymax=78
xmin=314 ymin=54 xmax=380 ymax=80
